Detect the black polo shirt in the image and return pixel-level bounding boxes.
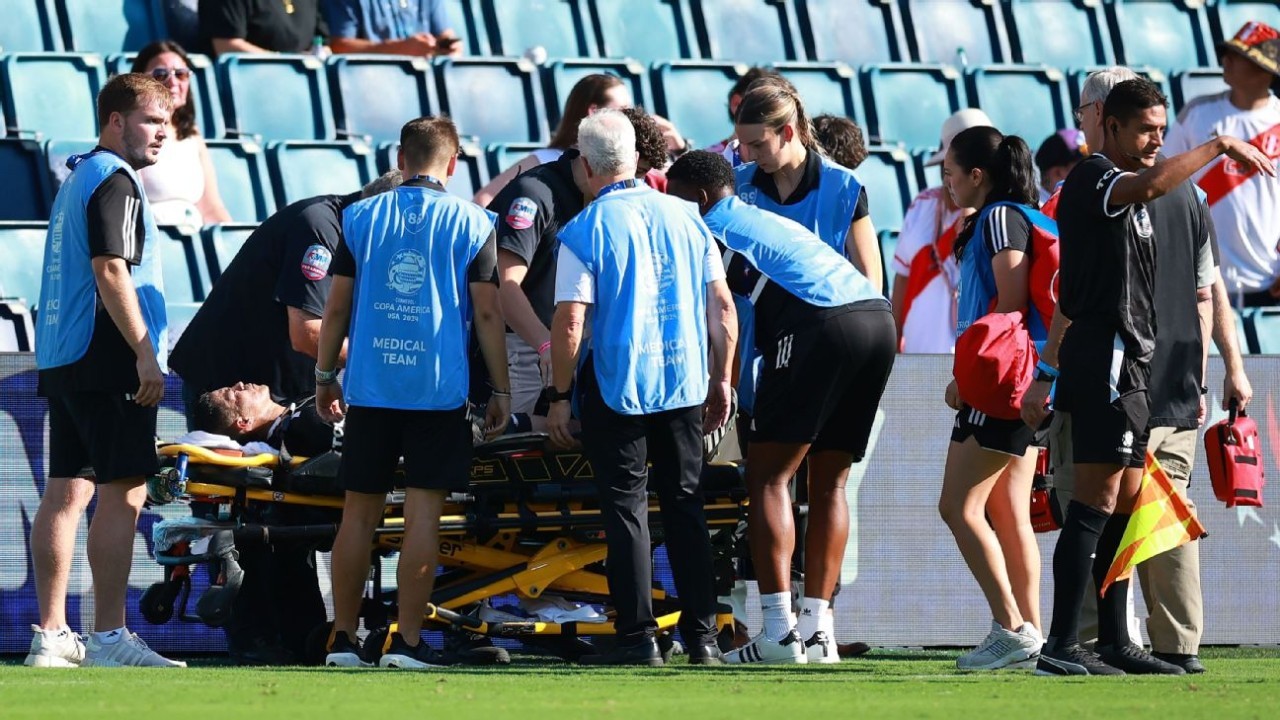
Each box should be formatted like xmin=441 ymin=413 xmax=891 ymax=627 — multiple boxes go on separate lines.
xmin=170 ymin=193 xmax=355 ymax=400
xmin=487 ymin=150 xmax=586 ymax=329
xmin=749 ymin=148 xmax=870 ymax=219
xmin=199 ymin=0 xmax=326 ymax=54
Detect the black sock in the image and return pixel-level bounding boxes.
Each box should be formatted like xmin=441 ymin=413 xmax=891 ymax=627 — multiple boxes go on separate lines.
xmin=1093 ymin=512 xmax=1132 ymax=648
xmin=1048 ymin=500 xmax=1111 ymax=647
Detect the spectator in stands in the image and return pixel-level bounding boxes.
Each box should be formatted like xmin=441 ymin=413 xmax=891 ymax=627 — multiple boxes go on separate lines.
xmin=322 ymin=0 xmax=462 ymax=56
xmin=812 ymin=114 xmax=868 ymax=170
xmin=938 ymin=126 xmax=1046 ymax=670
xmin=200 ymin=0 xmax=328 ymax=55
xmin=473 ymin=74 xmax=630 ymax=207
xmin=27 ymin=74 xmax=183 ymax=669
xmin=706 ymin=67 xmax=792 ymax=167
xmin=1034 ymin=129 xmax=1086 ymax=205
xmin=132 ymin=41 xmax=232 ymax=227
xmin=1165 ymin=21 xmax=1280 ymax=307
xmin=163 ymin=0 xmax=202 ymax=52
xmin=891 ymin=109 xmax=991 ymax=353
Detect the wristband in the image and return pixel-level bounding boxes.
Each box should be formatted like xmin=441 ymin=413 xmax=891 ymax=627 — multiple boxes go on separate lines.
xmin=537 ymin=340 xmax=552 ymax=356
xmin=1034 ymin=360 xmax=1059 ymax=380
xmin=315 ymin=366 xmax=338 ymax=384
xmin=490 ymin=389 xmax=511 ymax=398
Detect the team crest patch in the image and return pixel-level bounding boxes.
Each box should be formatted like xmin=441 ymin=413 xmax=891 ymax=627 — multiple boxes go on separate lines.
xmin=505 ymin=197 xmax=538 ymax=230
xmin=1132 ymin=207 xmax=1153 ymax=239
xmin=300 ymin=244 xmax=332 ymax=281
xmin=387 ymin=249 xmax=427 ymax=297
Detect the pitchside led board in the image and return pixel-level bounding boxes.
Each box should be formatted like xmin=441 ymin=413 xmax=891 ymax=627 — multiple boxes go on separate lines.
xmin=1 ymin=353 xmax=1278 ymax=653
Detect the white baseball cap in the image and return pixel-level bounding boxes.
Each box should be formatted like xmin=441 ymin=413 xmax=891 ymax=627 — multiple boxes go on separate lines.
xmin=925 ymin=108 xmax=995 ymax=166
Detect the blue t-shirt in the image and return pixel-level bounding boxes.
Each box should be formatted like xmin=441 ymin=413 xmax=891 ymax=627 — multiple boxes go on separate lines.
xmin=323 ymin=0 xmax=450 ymax=41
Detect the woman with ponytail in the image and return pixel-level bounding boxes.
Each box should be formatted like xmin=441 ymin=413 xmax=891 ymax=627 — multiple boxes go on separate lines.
xmin=938 ymin=125 xmax=1051 ymax=670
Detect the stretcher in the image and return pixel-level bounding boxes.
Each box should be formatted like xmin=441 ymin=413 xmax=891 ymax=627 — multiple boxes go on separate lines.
xmin=142 ymin=433 xmax=746 ymax=663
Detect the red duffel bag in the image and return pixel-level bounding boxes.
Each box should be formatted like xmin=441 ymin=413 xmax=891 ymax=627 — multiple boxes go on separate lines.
xmin=1204 ymin=400 xmax=1265 ymax=508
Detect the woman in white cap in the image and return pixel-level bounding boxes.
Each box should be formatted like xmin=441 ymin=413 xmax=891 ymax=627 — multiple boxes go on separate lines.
xmin=890 ymin=108 xmax=993 ymax=354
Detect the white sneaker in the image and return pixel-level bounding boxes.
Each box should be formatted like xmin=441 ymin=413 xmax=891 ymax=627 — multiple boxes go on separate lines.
xmin=24 ymin=625 xmax=85 ymax=667
xmin=956 ymin=620 xmax=1041 ymax=670
xmin=83 ymin=630 xmax=187 ymax=667
xmin=804 ymin=630 xmax=839 ymax=664
xmin=725 ymin=630 xmax=808 ymax=665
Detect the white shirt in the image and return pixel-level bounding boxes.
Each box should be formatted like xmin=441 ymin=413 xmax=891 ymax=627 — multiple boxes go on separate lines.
xmin=893 ymin=187 xmax=964 ymax=353
xmin=1164 ymin=92 xmax=1280 ymax=292
xmin=139 ymin=135 xmax=206 ymax=226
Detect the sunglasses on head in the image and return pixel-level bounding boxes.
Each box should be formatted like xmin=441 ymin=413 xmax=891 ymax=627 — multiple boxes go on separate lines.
xmin=150 ymin=67 xmax=191 ymax=81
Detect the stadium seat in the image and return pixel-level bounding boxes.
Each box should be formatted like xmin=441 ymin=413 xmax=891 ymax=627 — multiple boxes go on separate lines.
xmin=0 ymin=0 xmax=63 ymax=52
xmin=965 ymin=65 xmax=1070 ymax=146
xmin=903 ymin=0 xmax=1011 ymax=65
xmin=444 ymin=0 xmax=491 ymax=55
xmin=795 ymin=0 xmax=909 ymax=64
xmin=165 ymin=301 xmax=201 ymax=350
xmin=879 ymin=229 xmax=899 ymax=295
xmin=376 ymin=138 xmax=489 ymax=201
xmin=1068 ymin=66 xmax=1172 ymax=111
xmin=328 ymin=55 xmax=438 ymax=145
xmin=856 ymin=145 xmax=917 ymax=232
xmin=0 ymin=140 xmax=53 ymax=221
xmin=1171 ymin=69 xmax=1228 ymax=114
xmin=0 ymin=52 xmax=105 ymax=140
xmin=156 ymin=225 xmax=211 ymax=303
xmin=861 ymin=63 xmax=966 ymax=150
xmin=1212 ymin=1 xmax=1280 ymax=47
xmin=541 ymin=59 xmax=651 ymax=129
xmin=217 ymin=53 xmax=335 ymax=143
xmin=436 ymin=57 xmax=548 ymax=145
xmin=691 ymin=0 xmax=803 ymax=63
xmin=58 ymin=0 xmax=167 ymax=54
xmin=1247 ymin=309 xmax=1280 ymax=354
xmin=1106 ymin=0 xmax=1214 ymax=72
xmin=484 ymin=142 xmax=544 ymax=177
xmin=201 ymin=223 xmax=258 ymax=282
xmin=590 ymin=0 xmax=699 ymax=64
xmin=1004 ymin=0 xmax=1116 ymax=67
xmin=42 ymin=138 xmax=97 ymax=192
xmin=107 ymin=52 xmax=225 ymax=139
xmin=266 ymin=140 xmax=377 ymax=209
xmin=0 ymin=222 xmax=48 ymax=308
xmin=912 ymin=147 xmax=941 ymax=190
xmin=480 ymin=0 xmax=595 ymax=57
xmin=774 ymin=61 xmax=861 ymax=122
xmin=652 ymin=60 xmax=747 ymax=150
xmin=205 ymin=139 xmax=277 ymax=223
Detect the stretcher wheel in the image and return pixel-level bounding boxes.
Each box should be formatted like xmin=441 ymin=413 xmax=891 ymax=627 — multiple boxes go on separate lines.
xmin=303 ymin=621 xmax=334 ymax=666
xmin=139 ymin=578 xmax=185 ymax=625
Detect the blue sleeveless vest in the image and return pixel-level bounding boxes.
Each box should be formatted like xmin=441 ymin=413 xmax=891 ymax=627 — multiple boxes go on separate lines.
xmin=341 ymin=185 xmax=496 ymax=410
xmin=957 ymin=201 xmax=1057 ymax=343
xmin=734 ymin=155 xmax=863 ymax=255
xmin=557 ymin=185 xmax=710 ymax=415
xmin=36 ymin=150 xmax=167 ymax=371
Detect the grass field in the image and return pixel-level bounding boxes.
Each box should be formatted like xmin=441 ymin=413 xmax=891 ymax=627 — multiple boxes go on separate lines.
xmin=4 ymin=647 xmax=1279 ymax=719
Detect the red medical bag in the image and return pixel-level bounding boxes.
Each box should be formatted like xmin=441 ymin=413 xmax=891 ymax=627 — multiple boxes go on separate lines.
xmin=1204 ymin=402 xmax=1265 ymax=508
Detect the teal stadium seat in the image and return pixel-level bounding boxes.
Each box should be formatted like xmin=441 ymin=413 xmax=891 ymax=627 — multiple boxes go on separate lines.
xmin=692 ymin=0 xmax=803 ymax=63
xmin=201 ymin=223 xmax=258 ymax=282
xmin=217 ymin=53 xmax=335 ymax=143
xmin=541 ymin=59 xmax=651 ymax=128
xmin=443 ymin=0 xmax=491 ymax=55
xmin=0 ymin=53 xmax=105 ymax=140
xmin=156 ymin=225 xmax=212 ymax=303
xmin=590 ymin=0 xmax=699 ymax=64
xmin=965 ymin=65 xmax=1070 ymax=146
xmin=0 ymin=140 xmax=53 ymax=221
xmin=855 ymin=145 xmax=918 ymax=232
xmin=1106 ymin=0 xmax=1214 ymax=72
xmin=436 ymin=57 xmax=548 ymax=145
xmin=774 ymin=61 xmax=862 ymax=121
xmin=267 ymin=140 xmax=377 ymax=208
xmin=165 ymin=301 xmax=202 ymax=349
xmin=861 ymin=63 xmax=966 ymax=150
xmin=205 ymin=139 xmax=277 ymax=222
xmin=42 ymin=138 xmax=97 ymax=193
xmin=1069 ymin=65 xmax=1173 ymax=111
xmin=328 ymin=55 xmax=438 ymax=145
xmin=652 ymin=60 xmax=747 ymax=149
xmin=1213 ymin=1 xmax=1280 ymax=46
xmin=1172 ymin=69 xmax=1228 ymax=113
xmin=0 ymin=222 xmax=49 ymax=308
xmin=58 ymin=0 xmax=167 ymax=54
xmin=879 ymin=229 xmax=900 ymax=296
xmin=107 ymin=52 xmax=225 ymax=139
xmin=1005 ymin=0 xmax=1116 ymax=67
xmin=480 ymin=0 xmax=595 ymax=57
xmin=0 ymin=0 xmax=63 ymax=52
xmin=1249 ymin=310 xmax=1280 ymax=354
xmin=904 ymin=0 xmax=1011 ymax=65
xmin=484 ymin=142 xmax=544 ymax=177
xmin=795 ymin=0 xmax=909 ymax=64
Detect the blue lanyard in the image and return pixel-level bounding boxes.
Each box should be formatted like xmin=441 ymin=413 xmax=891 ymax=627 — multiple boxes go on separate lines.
xmin=597 ymin=178 xmax=641 ymax=198
xmin=408 ymin=174 xmax=445 ymax=187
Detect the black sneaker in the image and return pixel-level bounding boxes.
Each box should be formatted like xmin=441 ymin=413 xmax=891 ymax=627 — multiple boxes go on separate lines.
xmin=1034 ymin=639 xmax=1125 ymax=676
xmin=325 ymin=630 xmax=367 ymax=668
xmin=443 ymin=629 xmax=510 ymax=666
xmin=579 ymin=638 xmax=664 ymax=667
xmin=1097 ymin=643 xmax=1186 ymax=675
xmin=379 ymin=633 xmax=446 ymax=669
xmin=687 ymin=643 xmax=724 ymax=666
xmin=1152 ymin=652 xmax=1206 ymax=674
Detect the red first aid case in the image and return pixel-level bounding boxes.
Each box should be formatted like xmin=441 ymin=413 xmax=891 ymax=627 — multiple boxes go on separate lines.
xmin=1204 ymin=402 xmax=1265 ymax=508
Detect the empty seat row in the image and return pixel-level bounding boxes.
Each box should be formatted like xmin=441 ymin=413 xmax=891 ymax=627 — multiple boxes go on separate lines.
xmin=0 ymin=0 xmax=166 ymax=55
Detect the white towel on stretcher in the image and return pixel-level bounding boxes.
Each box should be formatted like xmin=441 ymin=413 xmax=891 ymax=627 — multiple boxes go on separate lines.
xmin=165 ymin=431 xmax=279 ymax=458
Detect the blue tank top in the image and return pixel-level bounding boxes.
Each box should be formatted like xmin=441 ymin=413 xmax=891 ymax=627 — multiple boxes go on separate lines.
xmin=956 ymin=201 xmax=1056 ymax=343
xmin=734 ymin=154 xmax=863 ymax=255
xmin=341 ymin=185 xmax=496 ymax=410
xmin=36 ymin=150 xmax=167 ymax=371
xmin=557 ymin=184 xmax=710 ymax=415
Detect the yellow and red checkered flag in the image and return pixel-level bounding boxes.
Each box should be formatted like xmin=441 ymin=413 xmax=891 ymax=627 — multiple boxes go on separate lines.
xmin=1100 ymin=453 xmax=1208 ymax=597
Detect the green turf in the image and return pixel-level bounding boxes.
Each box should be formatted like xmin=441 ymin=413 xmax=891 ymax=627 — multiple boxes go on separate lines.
xmin=4 ymin=647 xmax=1279 ymax=719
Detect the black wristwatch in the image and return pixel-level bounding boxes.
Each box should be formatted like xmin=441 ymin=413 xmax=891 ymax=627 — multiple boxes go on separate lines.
xmin=1200 ymin=385 xmax=1210 ymax=395
xmin=545 ymin=385 xmax=573 ymax=403
xmin=1034 ymin=367 xmax=1057 ymax=383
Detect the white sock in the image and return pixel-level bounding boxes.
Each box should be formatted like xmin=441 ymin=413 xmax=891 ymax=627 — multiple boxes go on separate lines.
xmin=820 ymin=607 xmax=836 ymax=639
xmin=92 ymin=627 xmax=126 ymax=645
xmin=760 ymin=592 xmax=794 ymax=642
xmin=797 ymin=597 xmax=829 ymax=640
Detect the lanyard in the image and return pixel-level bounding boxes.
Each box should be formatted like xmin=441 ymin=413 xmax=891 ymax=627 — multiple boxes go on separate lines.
xmin=407 ymin=174 xmax=445 ymax=187
xmin=597 ymin=178 xmax=641 ymax=198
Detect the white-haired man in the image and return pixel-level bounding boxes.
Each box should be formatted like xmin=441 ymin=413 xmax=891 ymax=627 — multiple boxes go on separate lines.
xmin=546 ymin=109 xmax=737 ymax=666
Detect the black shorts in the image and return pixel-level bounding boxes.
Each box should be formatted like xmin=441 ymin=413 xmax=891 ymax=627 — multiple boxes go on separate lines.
xmin=1056 ymin=328 xmax=1150 ymax=469
xmin=950 ymin=406 xmax=1037 ymax=456
xmin=750 ymin=306 xmax=896 ymax=460
xmin=338 ymin=404 xmax=472 ymax=494
xmin=47 ymin=392 xmax=159 ymax=483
